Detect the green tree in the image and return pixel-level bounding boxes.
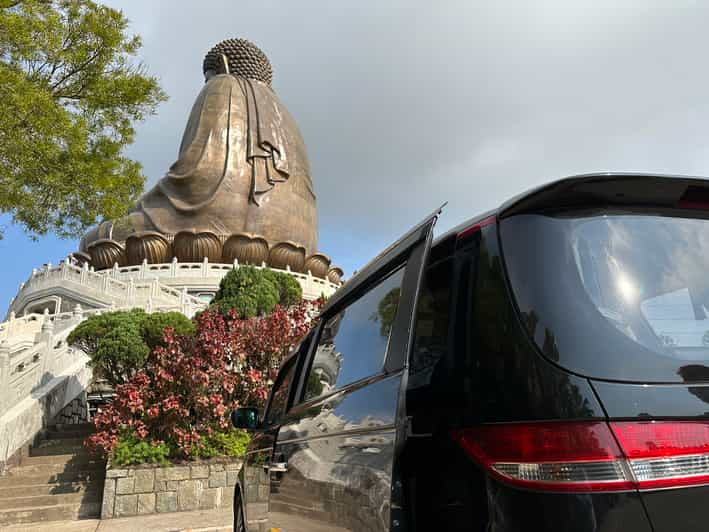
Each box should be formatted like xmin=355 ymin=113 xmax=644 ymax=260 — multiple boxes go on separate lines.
xmin=141 ymin=311 xmax=195 ymax=350
xmin=211 ymin=266 xmax=303 ymax=318
xmin=0 ymin=0 xmax=166 ymax=238
xmin=67 ymin=309 xmax=194 ymax=386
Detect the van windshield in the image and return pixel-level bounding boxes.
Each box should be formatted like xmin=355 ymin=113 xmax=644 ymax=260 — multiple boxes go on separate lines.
xmin=500 ymin=213 xmax=709 ymax=383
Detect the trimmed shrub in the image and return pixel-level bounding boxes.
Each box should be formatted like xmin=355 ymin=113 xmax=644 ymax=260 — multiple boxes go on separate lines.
xmin=68 ymin=309 xmax=196 ymax=386
xmin=211 ymin=266 xmax=302 ymax=318
xmin=263 ymin=269 xmax=302 ymax=308
xmin=141 ymin=311 xmax=195 ymax=349
xmin=68 ymin=310 xmax=149 ymax=386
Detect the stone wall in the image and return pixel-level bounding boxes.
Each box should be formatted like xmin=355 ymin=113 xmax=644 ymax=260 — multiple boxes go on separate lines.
xmin=101 ymin=459 xmax=242 ymax=519
xmin=51 ymin=392 xmax=88 ymax=425
xmin=0 ymin=361 xmax=92 ymax=474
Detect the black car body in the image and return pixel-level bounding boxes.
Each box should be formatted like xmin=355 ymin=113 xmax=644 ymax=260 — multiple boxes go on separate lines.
xmin=234 ymin=173 xmax=709 ymax=532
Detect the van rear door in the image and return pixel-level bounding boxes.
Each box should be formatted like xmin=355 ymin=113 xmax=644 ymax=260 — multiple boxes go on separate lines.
xmin=266 ymin=206 xmax=441 ymax=532
xmin=499 ymin=174 xmax=709 ymax=532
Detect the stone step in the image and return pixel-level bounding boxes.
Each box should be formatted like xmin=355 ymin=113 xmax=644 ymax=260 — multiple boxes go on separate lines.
xmin=1 ymin=465 xmax=105 ymax=487
xmin=29 ymin=439 xmax=86 ymax=457
xmin=0 ymin=490 xmax=102 ymax=510
xmin=33 ymin=437 xmax=86 ymax=449
xmin=19 ymin=453 xmax=100 ymax=467
xmin=44 ymin=424 xmax=95 ymax=440
xmin=51 ymin=423 xmax=94 ymax=433
xmin=0 ymin=501 xmax=101 ymax=526
xmin=0 ymin=481 xmax=100 ymax=499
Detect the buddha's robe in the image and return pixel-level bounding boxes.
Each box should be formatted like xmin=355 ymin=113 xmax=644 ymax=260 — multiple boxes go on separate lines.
xmin=81 ymin=74 xmax=317 ymax=255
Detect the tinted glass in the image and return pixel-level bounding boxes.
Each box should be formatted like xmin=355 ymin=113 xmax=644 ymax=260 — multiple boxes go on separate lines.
xmin=501 ymin=213 xmax=709 ymax=383
xmin=304 ymin=268 xmax=404 ymax=401
xmin=410 ymin=257 xmax=453 ymax=391
xmin=263 ymin=355 xmax=297 ymax=426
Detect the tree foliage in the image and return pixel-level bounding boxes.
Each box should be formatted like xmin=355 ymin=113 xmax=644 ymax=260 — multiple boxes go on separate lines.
xmin=211 ymin=266 xmax=303 ymax=318
xmin=87 ymin=304 xmax=315 ymax=461
xmin=67 ymin=309 xmax=194 ymax=386
xmin=0 ymin=0 xmax=166 ymax=238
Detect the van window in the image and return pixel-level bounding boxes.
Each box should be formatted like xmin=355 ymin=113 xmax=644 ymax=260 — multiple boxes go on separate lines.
xmin=304 ymin=268 xmax=405 ymax=401
xmin=263 ymin=355 xmax=298 ymax=426
xmin=501 ymin=213 xmax=709 ymax=383
xmin=410 ymin=257 xmax=454 ymax=391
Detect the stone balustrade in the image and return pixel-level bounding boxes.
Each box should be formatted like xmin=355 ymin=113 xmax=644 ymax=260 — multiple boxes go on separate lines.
xmin=7 ymin=259 xmax=207 ymax=318
xmin=7 ymin=258 xmax=338 ymax=319
xmin=0 ymin=299 xmax=204 ymax=473
xmin=97 ymin=257 xmax=340 ymax=302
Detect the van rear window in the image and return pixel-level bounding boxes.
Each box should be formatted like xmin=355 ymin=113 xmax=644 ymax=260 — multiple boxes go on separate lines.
xmin=500 ymin=213 xmax=709 ymax=383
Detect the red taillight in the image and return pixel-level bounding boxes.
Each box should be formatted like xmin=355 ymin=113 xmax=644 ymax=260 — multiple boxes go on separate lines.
xmin=611 ymin=421 xmax=709 ymax=489
xmin=453 ymin=421 xmax=709 ymax=493
xmin=451 ymin=422 xmax=632 ymax=492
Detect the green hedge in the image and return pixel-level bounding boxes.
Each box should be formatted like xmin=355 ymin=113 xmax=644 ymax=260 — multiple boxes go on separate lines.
xmin=67 ymin=309 xmax=195 ymax=386
xmin=211 ymin=266 xmax=302 ymax=318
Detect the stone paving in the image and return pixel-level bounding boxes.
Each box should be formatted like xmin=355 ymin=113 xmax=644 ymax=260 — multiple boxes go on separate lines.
xmin=0 ymin=506 xmax=349 ymax=532
xmin=1 ymin=506 xmax=234 ymax=532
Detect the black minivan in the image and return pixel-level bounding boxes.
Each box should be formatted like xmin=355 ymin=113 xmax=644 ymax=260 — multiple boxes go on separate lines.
xmin=232 ymin=173 xmax=709 ymax=532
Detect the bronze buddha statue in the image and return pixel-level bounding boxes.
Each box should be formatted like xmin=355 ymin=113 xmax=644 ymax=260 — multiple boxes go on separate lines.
xmin=77 ymin=38 xmax=341 ymax=283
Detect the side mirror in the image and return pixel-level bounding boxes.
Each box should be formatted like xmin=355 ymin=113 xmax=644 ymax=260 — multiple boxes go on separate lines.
xmin=231 ymin=407 xmax=260 ymax=430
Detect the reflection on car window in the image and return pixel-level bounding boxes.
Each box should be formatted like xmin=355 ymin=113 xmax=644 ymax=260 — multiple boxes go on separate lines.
xmin=571 ymin=216 xmax=709 ymax=358
xmin=263 ymin=356 xmax=297 ymax=426
xmin=304 ymin=268 xmax=404 ymax=401
xmin=410 ymin=258 xmax=453 ymax=390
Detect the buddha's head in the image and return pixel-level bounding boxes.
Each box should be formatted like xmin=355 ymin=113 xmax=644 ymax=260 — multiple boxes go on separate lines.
xmin=202 ymin=38 xmax=272 ymax=85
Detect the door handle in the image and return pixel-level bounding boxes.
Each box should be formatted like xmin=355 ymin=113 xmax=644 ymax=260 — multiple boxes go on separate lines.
xmin=265 ymin=461 xmax=288 ymax=473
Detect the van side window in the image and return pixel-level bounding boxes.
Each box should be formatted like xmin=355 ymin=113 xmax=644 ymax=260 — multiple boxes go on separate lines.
xmin=304 ymin=268 xmax=405 ymax=401
xmin=263 ymin=355 xmax=298 ymax=426
xmin=410 ymin=257 xmax=454 ymax=390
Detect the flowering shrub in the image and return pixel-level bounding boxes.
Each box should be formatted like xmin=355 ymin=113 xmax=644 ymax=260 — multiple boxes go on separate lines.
xmin=87 ymin=301 xmax=315 ymax=461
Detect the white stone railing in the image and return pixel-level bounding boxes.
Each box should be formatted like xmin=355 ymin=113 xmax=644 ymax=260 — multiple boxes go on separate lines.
xmin=0 ymin=295 xmax=210 ymax=470
xmin=7 ymin=259 xmax=207 ymax=318
xmin=97 ymin=258 xmax=340 ymax=302
xmin=0 ymin=300 xmax=195 ymax=419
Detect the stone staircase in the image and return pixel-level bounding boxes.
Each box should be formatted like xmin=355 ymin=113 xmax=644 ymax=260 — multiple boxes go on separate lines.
xmin=0 ymin=423 xmax=105 ymax=526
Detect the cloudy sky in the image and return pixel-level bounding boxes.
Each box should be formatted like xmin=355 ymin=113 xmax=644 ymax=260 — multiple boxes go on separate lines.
xmin=3 ymin=0 xmax=709 ymax=314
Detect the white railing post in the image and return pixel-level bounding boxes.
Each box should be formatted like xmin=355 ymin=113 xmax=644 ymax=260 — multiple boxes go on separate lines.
xmin=81 ymin=262 xmax=89 ymax=285
xmin=128 ymin=278 xmax=135 ymax=305
xmin=7 ymin=312 xmax=15 ymax=336
xmin=73 ymin=303 xmax=83 ymax=324
xmin=0 ymin=341 xmax=10 ymax=417
xmin=141 ymin=259 xmax=147 ymax=280
xmin=202 ymin=257 xmax=209 ymax=278
xmin=171 ymin=257 xmax=178 ymax=277
xmin=180 ymin=287 xmax=189 ymax=316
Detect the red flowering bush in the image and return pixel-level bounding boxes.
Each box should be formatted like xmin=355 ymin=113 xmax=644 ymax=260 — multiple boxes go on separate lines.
xmin=87 ymin=300 xmax=316 ymax=461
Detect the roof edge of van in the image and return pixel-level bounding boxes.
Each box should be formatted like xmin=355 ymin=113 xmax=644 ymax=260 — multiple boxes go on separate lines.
xmin=498 ymin=172 xmax=709 ymax=219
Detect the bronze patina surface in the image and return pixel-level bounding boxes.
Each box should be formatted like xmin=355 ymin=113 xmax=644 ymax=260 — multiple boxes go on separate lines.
xmin=78 ymin=38 xmax=335 ymax=277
